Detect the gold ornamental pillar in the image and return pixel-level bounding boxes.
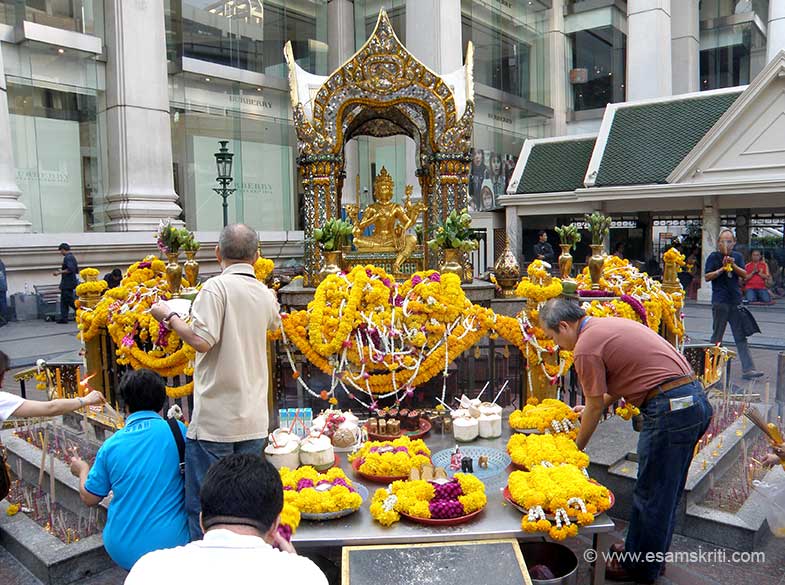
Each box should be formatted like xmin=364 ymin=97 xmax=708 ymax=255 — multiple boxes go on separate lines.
xmin=78 ymin=278 xmax=106 ymax=396
xmin=299 ymin=154 xmax=343 ymax=286
xmin=429 ymin=154 xmax=471 ymax=275
xmin=661 ymin=259 xmax=684 ymax=348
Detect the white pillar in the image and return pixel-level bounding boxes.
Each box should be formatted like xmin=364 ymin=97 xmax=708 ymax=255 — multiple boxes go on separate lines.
xmin=405 ymin=0 xmax=463 ymax=73
xmin=671 ymin=0 xmax=699 ymax=95
xmin=697 ymin=195 xmax=720 ymax=304
xmin=506 ymin=206 xmax=522 ymax=266
xmin=768 ymin=1 xmax=785 ymax=63
xmin=548 ymin=0 xmax=568 ymax=135
xmin=103 ymin=0 xmax=182 ymax=231
xmin=0 ymin=46 xmax=31 ymax=233
xmin=405 ymin=0 xmax=463 ymax=197
xmin=328 ymin=0 xmax=359 ymax=205
xmin=627 ymin=0 xmax=672 ymax=101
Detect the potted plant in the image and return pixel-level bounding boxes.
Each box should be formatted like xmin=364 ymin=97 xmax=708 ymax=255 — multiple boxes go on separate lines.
xmin=313 ymin=218 xmax=353 ymax=284
xmin=585 ymin=212 xmax=612 ymax=290
xmin=554 ymin=224 xmax=581 ymax=281
xmin=427 ymin=209 xmax=479 ymax=281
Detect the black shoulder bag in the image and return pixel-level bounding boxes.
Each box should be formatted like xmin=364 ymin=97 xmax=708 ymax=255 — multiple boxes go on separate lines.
xmin=737 ymin=305 xmax=761 ymax=338
xmin=167 ymin=418 xmax=186 ymax=475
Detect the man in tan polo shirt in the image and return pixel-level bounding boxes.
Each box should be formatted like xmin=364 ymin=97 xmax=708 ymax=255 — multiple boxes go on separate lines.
xmin=539 ymin=298 xmax=712 ymax=584
xmin=152 ymin=224 xmax=281 ymax=540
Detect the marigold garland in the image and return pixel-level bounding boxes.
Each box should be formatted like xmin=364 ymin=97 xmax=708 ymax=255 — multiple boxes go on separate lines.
xmin=507 ymin=433 xmax=589 ymax=469
xmin=508 ymin=465 xmax=611 ymax=540
xmin=76 ymin=254 xmax=274 ymax=398
xmin=369 ymin=473 xmax=486 ymax=526
xmin=508 ymin=398 xmax=579 ymax=439
xmin=279 ymin=466 xmax=362 ymax=514
xmin=348 ymin=436 xmax=431 ymax=478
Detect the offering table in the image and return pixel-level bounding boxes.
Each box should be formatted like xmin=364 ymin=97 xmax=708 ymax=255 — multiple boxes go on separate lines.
xmin=292 ymin=427 xmax=615 ymax=585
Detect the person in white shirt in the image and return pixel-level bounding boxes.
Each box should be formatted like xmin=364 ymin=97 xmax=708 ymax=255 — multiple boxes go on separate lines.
xmin=0 ymin=350 xmax=104 ymax=422
xmin=125 ymin=454 xmax=328 ymax=584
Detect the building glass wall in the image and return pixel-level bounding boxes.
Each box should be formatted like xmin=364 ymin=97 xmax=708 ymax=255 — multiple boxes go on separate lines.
xmin=0 ymin=0 xmax=103 ymax=34
xmin=167 ymin=0 xmax=329 ymax=77
xmin=169 ymin=75 xmax=297 ymax=232
xmin=700 ymin=0 xmax=769 ymax=90
xmin=565 ymin=5 xmax=626 ymax=112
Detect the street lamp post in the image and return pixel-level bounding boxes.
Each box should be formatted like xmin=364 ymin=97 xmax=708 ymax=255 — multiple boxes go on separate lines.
xmin=213 ymin=140 xmax=235 ymax=227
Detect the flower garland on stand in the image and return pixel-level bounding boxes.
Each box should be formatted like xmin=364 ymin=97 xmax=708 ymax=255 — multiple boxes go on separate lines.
xmin=369 ymin=473 xmax=486 ymax=526
xmin=508 ymin=465 xmax=612 ymax=540
xmin=76 ymin=253 xmax=276 ymax=398
xmin=278 ymin=265 xmax=497 ymax=409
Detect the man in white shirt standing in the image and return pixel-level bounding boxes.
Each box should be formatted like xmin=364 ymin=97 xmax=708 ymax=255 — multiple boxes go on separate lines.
xmin=151 ymin=224 xmax=281 ymax=539
xmin=125 ymin=454 xmax=327 ymax=584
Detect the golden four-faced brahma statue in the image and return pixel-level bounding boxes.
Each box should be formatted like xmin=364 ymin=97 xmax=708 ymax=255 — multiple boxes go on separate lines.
xmin=345 ymin=167 xmax=426 ymax=273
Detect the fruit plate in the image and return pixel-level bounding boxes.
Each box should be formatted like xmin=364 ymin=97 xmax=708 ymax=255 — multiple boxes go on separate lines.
xmin=365 ymin=417 xmax=431 ymax=442
xmin=399 ymin=507 xmax=484 ymax=526
xmin=300 ymin=483 xmax=369 ymax=521
xmin=502 ymin=484 xmax=615 ymax=516
xmin=351 ymin=457 xmax=410 ymax=484
xmin=431 ymin=447 xmax=512 ymax=481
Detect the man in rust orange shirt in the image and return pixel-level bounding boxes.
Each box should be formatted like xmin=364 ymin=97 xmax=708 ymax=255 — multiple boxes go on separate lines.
xmin=539 ymin=298 xmax=712 ymax=584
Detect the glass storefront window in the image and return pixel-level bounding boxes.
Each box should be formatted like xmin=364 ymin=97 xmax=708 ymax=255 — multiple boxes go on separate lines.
xmin=460 ymin=0 xmax=549 ymax=103
xmin=700 ymin=21 xmax=766 ymax=90
xmin=0 ymin=0 xmax=103 ymax=35
xmin=169 ymin=76 xmax=297 ymax=232
xmin=568 ymin=25 xmax=626 ymax=111
xmin=167 ymin=0 xmax=328 ymax=77
xmin=700 ymin=0 xmax=769 ymax=20
xmin=354 ymin=0 xmax=405 ymax=47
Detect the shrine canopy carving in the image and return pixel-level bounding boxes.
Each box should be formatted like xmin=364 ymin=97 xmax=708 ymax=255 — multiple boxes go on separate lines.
xmin=284 ymin=9 xmax=475 ymax=159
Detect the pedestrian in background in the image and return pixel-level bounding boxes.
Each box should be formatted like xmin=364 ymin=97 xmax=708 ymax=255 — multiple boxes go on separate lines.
xmin=705 ymin=228 xmax=762 ymax=379
xmin=0 ymin=256 xmax=7 ymax=326
xmin=53 ymin=243 xmax=79 ymax=323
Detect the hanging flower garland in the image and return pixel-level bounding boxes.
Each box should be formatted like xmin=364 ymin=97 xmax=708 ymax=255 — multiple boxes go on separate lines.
xmin=76 ymin=254 xmax=274 ymax=398
xmin=369 ymin=473 xmax=486 ymax=526
xmin=508 ymin=465 xmax=612 ymax=540
xmin=663 ymin=247 xmax=686 ymax=271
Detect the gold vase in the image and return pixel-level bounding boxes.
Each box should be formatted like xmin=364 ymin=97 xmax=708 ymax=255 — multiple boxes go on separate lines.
xmin=165 ymin=252 xmax=183 ymax=297
xmin=79 ymin=271 xmax=101 ymax=309
xmin=558 ymin=244 xmax=574 ymax=280
xmin=662 ymin=261 xmax=681 ymax=294
xmin=316 ymin=250 xmax=343 ymax=285
xmin=588 ymin=244 xmax=605 ymax=290
xmin=440 ymin=248 xmax=464 ymax=280
xmin=184 ymin=251 xmax=199 ymax=288
xmin=494 ymin=238 xmax=520 ymax=298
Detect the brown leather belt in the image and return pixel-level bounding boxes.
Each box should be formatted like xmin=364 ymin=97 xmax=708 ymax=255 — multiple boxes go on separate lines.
xmin=644 ymin=374 xmax=698 ymax=404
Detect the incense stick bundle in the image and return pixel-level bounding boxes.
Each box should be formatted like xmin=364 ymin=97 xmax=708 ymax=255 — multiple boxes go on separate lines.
xmin=744 ymin=408 xmax=784 ymax=445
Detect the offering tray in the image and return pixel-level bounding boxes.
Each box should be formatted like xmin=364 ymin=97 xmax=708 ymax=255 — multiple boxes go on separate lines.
xmin=351 ymin=457 xmax=411 ymax=484
xmin=431 ymin=447 xmax=511 ymax=482
xmin=301 ymin=483 xmax=369 ymax=521
xmin=502 ymin=483 xmax=615 ymax=517
xmin=399 ymin=507 xmax=484 ymax=527
xmin=365 ymin=418 xmax=431 ymax=442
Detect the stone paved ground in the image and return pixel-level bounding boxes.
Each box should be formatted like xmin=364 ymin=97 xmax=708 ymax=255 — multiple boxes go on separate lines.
xmin=1 ymin=307 xmax=785 ymax=584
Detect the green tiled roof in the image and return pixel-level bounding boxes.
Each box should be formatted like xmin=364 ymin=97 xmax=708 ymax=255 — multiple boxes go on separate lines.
xmin=517 ymin=137 xmax=596 ymax=194
xmin=594 ymin=91 xmax=742 ymax=187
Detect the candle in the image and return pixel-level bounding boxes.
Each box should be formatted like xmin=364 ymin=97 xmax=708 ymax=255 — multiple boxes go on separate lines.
xmin=76 ymin=367 xmax=82 ymax=396
xmin=55 ymin=368 xmax=62 ymax=399
xmin=49 ymin=455 xmax=56 ymax=510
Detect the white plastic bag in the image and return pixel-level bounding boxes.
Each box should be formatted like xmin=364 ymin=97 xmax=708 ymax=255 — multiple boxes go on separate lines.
xmin=753 ymin=478 xmax=785 ymax=537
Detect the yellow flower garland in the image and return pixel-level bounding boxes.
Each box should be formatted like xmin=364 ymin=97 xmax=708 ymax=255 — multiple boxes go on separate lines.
xmin=369 ymin=473 xmax=486 ymax=526
xmin=508 ymin=465 xmax=611 ymax=540
xmin=507 ymin=433 xmax=589 ymax=469
xmin=348 ymin=437 xmax=431 ymax=477
xmin=508 ymin=399 xmax=579 ymax=438
xmin=279 ymin=466 xmax=362 ymax=514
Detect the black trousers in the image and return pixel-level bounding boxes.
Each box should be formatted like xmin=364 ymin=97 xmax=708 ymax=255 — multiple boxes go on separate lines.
xmin=60 ymin=288 xmax=76 ymax=321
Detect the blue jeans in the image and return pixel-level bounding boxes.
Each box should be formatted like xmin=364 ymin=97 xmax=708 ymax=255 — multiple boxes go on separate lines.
xmin=745 ymin=288 xmax=771 ymax=303
xmin=624 ymin=381 xmax=712 ymax=582
xmin=184 ymin=437 xmax=266 ymax=541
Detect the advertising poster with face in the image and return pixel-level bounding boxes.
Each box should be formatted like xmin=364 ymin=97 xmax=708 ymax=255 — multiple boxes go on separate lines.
xmin=469 ymin=148 xmax=518 ymax=211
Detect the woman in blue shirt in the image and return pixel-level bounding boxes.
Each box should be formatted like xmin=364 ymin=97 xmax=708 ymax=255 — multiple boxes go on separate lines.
xmin=70 ymin=369 xmax=189 ymax=570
